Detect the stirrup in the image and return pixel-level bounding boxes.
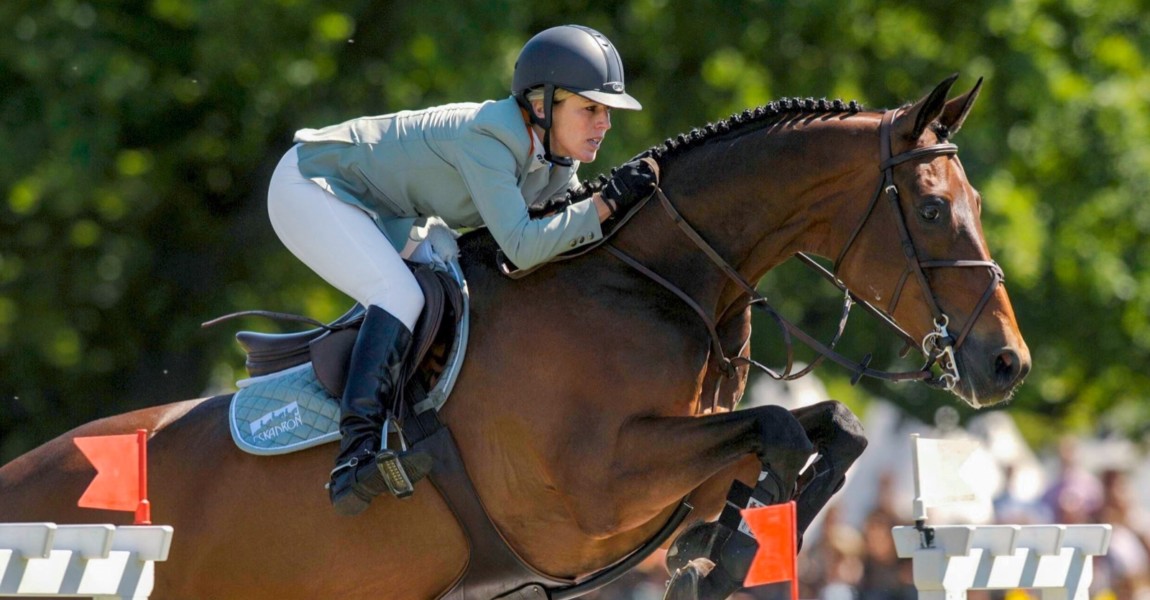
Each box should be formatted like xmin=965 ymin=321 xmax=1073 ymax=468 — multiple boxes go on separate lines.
xmin=376 ymin=449 xmax=415 ymax=498
xmin=377 ymin=415 xmax=415 ymax=498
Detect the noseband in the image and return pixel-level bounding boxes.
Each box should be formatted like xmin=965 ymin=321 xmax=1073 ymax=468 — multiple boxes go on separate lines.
xmin=604 ymin=109 xmax=1004 ymax=396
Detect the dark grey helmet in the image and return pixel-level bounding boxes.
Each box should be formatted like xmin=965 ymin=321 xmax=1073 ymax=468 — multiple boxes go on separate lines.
xmin=513 ymin=25 xmax=642 ymax=112
xmin=512 ymin=25 xmax=641 ymax=165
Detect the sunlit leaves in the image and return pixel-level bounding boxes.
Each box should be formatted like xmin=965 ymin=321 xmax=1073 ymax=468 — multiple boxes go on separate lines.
xmin=313 ymin=12 xmax=354 ymax=43
xmin=7 ymin=180 xmax=43 ymax=216
xmin=701 ymin=48 xmax=772 ymax=114
xmin=68 ymin=220 xmax=102 ymax=248
xmin=115 ymin=149 xmax=153 ymax=177
xmin=980 ymin=173 xmax=1045 ymax=287
xmin=150 ymin=0 xmax=198 ymax=28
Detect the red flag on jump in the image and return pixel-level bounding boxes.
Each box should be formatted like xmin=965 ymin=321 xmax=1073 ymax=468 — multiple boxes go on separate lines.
xmin=741 ymin=500 xmax=798 ymax=600
xmin=75 ymin=429 xmax=151 ymax=524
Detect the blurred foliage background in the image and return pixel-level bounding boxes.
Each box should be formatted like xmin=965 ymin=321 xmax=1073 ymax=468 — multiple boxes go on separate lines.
xmin=2 ymin=0 xmax=1149 ymax=463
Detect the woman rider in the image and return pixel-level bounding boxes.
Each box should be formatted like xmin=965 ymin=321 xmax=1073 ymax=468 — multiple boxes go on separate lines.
xmin=267 ymin=25 xmax=658 ymax=515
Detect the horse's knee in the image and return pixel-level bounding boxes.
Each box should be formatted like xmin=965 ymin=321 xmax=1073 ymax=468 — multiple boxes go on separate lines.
xmin=751 ymin=405 xmax=814 ymax=501
xmin=754 ymin=405 xmax=815 ymax=462
xmin=795 ymin=400 xmax=867 ymax=461
xmin=789 ymin=402 xmax=867 ymax=537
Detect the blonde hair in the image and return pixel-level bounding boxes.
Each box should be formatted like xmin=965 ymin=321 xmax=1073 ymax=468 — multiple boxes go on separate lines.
xmin=524 ymin=87 xmax=577 ymax=104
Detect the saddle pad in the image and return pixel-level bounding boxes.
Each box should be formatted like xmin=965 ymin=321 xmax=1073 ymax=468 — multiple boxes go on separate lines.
xmin=229 ymin=363 xmax=340 ymax=455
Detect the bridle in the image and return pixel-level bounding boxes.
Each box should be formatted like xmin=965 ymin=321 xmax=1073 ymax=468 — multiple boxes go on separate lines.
xmin=603 ymin=109 xmax=1005 ymax=400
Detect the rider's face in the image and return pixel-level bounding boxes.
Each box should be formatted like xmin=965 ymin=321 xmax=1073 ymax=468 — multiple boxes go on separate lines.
xmin=542 ymin=96 xmax=612 ymax=163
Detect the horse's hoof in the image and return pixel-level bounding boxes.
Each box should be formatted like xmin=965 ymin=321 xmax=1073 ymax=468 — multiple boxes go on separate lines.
xmin=666 ymin=521 xmax=731 ymax=573
xmin=663 ymin=559 xmax=714 ymax=600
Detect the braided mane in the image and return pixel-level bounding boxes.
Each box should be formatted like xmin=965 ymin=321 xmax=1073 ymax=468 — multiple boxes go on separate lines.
xmin=561 ymin=97 xmax=868 ymax=208
xmin=648 ymin=97 xmax=865 ymax=160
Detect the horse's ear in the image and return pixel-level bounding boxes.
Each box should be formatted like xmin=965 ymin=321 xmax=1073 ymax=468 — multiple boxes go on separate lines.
xmin=939 ymin=76 xmax=983 ymax=136
xmin=898 ymin=73 xmax=960 ymax=141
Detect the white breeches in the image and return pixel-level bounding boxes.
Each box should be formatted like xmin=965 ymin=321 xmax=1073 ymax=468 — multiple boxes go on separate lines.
xmin=267 ymin=146 xmax=425 ymax=331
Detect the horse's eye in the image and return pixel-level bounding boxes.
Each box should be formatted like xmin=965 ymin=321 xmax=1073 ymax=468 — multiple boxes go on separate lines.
xmin=919 ymin=202 xmax=943 ymax=222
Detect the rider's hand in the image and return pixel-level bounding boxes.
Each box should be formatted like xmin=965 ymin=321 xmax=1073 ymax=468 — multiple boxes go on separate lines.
xmin=601 ymin=158 xmax=659 ymax=217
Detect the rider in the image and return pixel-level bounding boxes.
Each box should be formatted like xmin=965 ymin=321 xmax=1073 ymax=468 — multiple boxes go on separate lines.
xmin=267 ymin=24 xmax=659 ymax=515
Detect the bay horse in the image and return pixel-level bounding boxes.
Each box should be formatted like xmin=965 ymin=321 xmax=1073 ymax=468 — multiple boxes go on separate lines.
xmin=0 ymin=76 xmax=1028 ymax=599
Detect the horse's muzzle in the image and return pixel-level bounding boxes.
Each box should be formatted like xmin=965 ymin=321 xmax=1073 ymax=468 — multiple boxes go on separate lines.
xmin=956 ymin=338 xmax=1031 ymax=408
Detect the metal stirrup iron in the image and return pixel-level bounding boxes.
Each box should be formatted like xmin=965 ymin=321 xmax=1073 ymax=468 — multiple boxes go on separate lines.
xmin=377 ymin=416 xmax=415 ymax=498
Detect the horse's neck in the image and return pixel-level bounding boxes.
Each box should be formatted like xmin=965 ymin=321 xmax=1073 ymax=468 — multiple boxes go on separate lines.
xmin=619 ymin=116 xmax=880 ymax=314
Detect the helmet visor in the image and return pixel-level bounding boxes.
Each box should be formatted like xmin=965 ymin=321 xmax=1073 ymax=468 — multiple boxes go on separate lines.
xmin=576 ymin=89 xmax=643 ymax=111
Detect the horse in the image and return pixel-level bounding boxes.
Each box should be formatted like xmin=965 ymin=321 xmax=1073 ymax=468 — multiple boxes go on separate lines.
xmin=0 ymin=75 xmax=1029 ymax=599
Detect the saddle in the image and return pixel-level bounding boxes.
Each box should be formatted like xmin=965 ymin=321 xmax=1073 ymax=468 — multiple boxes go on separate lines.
xmin=235 ymin=263 xmax=464 ymax=413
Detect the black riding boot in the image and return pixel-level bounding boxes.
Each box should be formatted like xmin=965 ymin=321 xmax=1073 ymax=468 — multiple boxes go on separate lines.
xmin=329 ymin=305 xmax=413 ymax=516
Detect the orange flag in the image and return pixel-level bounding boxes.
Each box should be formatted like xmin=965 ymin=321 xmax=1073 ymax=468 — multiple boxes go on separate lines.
xmin=741 ymin=501 xmax=798 ymax=599
xmin=75 ymin=431 xmax=150 ymax=523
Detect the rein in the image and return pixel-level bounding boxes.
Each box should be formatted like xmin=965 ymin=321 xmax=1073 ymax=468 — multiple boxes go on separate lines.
xmin=606 ymin=109 xmax=1004 ymax=395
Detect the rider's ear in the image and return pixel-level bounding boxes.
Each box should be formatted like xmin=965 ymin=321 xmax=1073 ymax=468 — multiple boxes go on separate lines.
xmin=938 ymin=77 xmax=983 ymax=137
xmin=898 ymin=73 xmax=959 ymax=141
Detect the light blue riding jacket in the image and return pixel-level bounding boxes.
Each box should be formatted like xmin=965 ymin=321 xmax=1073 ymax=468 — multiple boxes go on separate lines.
xmin=293 ymin=96 xmax=603 ymax=270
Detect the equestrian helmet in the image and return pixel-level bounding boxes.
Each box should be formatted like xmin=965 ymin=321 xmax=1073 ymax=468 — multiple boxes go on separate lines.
xmin=513 ymin=25 xmax=642 ymax=114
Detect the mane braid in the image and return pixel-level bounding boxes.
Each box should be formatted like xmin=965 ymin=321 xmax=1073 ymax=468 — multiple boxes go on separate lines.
xmin=575 ymin=97 xmax=864 ymax=197
xmin=647 ymin=97 xmax=864 ymax=161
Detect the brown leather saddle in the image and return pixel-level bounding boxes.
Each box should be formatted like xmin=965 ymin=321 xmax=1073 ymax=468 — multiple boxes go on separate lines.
xmin=234 ymin=263 xmax=463 ymax=408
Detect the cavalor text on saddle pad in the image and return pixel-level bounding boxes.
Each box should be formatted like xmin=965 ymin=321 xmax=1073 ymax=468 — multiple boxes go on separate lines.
xmin=230 ymin=363 xmax=341 ymax=455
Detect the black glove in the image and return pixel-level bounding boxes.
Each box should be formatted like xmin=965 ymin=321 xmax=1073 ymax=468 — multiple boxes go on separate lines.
xmin=601 ymin=158 xmax=659 ymax=216
xmin=528 ymin=183 xmax=597 ymax=219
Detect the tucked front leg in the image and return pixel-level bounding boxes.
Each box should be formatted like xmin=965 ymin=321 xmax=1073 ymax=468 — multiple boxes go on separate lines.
xmin=791 ymin=400 xmax=867 ymax=537
xmin=662 ymin=401 xmax=865 ymax=600
xmin=560 ymin=404 xmax=814 ymax=539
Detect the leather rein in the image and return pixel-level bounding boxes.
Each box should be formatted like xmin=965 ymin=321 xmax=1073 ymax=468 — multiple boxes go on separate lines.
xmin=604 ymin=109 xmax=1005 ymax=397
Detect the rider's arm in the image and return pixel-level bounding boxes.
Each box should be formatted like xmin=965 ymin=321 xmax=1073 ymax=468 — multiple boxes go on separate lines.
xmin=454 ymin=132 xmax=604 ymax=270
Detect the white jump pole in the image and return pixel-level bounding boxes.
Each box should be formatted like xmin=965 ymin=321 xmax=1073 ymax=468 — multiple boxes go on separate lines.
xmin=0 ymin=523 xmax=173 ymax=599
xmin=891 ymin=523 xmax=1111 ymax=600
xmin=894 ymin=434 xmax=1112 ymax=600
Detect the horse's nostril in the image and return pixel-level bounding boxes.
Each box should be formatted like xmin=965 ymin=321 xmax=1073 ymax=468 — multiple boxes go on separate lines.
xmin=994 ymin=349 xmax=1028 ymax=385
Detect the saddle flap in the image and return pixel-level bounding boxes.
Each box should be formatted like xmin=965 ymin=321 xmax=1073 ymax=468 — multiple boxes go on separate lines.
xmin=403 ymin=265 xmax=464 ymax=385
xmin=235 ymin=304 xmax=365 ymax=379
xmin=288 ymin=264 xmax=464 ymax=401
xmin=237 ymin=328 xmax=326 ymax=378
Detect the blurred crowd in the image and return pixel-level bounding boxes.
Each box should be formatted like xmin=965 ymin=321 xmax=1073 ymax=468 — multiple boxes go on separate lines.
xmin=587 ymin=436 xmax=1150 ymax=600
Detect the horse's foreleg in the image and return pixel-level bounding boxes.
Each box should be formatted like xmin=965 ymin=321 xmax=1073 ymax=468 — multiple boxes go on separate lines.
xmin=662 ymin=401 xmax=866 ymax=600
xmin=569 ymin=405 xmax=813 ymax=538
xmin=790 ymin=400 xmax=867 ymax=535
